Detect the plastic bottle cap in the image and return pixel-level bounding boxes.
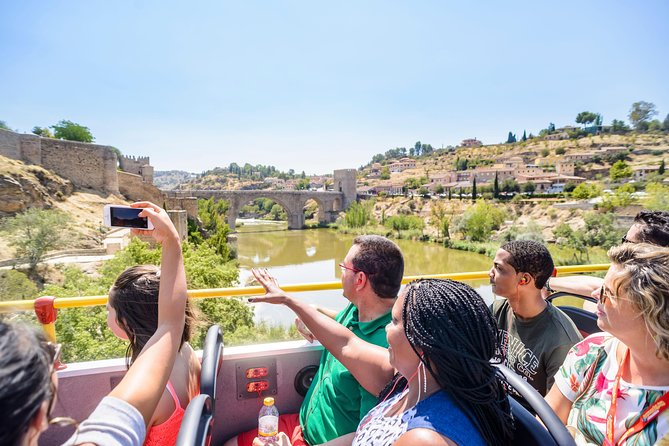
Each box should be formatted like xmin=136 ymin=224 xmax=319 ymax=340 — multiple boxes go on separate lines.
xmin=264 ymin=397 xmax=274 ymax=406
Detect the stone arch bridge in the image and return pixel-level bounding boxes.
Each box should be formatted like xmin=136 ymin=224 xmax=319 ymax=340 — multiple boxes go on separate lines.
xmin=164 ymin=190 xmax=346 ymax=230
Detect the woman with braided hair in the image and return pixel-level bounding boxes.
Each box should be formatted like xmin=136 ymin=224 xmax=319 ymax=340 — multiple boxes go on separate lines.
xmin=349 ymin=278 xmax=513 ymax=446
xmin=250 ymin=274 xmax=513 ymax=446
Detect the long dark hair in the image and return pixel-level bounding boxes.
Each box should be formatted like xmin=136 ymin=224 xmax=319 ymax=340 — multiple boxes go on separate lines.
xmin=380 ymin=279 xmax=513 ymax=445
xmin=109 ymin=265 xmax=199 ymax=366
xmin=0 ymin=321 xmax=52 ymax=446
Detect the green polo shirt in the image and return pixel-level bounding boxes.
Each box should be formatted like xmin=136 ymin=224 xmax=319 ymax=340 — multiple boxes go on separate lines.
xmin=299 ymin=302 xmax=391 ymax=445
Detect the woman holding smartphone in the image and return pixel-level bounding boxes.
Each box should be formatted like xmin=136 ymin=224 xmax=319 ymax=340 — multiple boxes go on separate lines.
xmin=0 ymin=202 xmax=188 ymax=446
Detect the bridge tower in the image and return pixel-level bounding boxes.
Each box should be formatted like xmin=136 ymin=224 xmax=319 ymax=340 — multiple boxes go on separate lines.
xmin=333 ymin=169 xmax=357 ymax=209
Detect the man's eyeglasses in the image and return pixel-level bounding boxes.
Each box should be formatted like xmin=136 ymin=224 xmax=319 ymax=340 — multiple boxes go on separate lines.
xmin=598 ymin=285 xmax=616 ymax=304
xmin=338 ymin=263 xmax=372 ymax=275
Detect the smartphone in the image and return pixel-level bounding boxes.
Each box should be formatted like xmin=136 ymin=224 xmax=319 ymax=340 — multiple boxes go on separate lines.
xmin=103 ymin=205 xmax=154 ymax=230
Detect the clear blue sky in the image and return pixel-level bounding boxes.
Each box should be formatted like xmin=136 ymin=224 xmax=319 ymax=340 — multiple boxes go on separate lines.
xmin=1 ymin=0 xmax=668 ymax=174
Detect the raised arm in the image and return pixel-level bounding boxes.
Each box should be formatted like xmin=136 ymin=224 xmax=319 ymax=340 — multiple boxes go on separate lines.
xmin=544 ymin=276 xmax=603 ymax=298
xmin=108 ymin=202 xmax=188 ymax=425
xmin=249 ymin=269 xmax=394 ymax=395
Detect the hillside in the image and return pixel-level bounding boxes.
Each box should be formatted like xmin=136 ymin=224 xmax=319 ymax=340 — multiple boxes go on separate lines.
xmin=153 ymin=170 xmax=196 ymax=190
xmin=361 ymin=133 xmax=669 ymax=186
xmin=0 ymin=155 xmax=129 ymax=258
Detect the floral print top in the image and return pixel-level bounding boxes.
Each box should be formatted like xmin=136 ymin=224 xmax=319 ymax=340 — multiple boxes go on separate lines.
xmin=555 ymin=333 xmax=669 ymax=445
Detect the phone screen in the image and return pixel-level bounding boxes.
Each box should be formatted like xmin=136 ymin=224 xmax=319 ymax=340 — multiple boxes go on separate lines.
xmin=109 ymin=207 xmax=149 ymax=229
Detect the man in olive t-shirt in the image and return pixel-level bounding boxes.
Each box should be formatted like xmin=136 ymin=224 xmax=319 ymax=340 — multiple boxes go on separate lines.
xmin=489 ymin=240 xmax=582 ymax=396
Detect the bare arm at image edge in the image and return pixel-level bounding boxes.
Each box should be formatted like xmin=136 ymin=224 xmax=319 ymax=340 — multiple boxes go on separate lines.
xmin=546 ymin=276 xmax=603 ymax=297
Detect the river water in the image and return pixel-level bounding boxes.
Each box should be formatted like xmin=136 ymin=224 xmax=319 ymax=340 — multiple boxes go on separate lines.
xmin=234 ymin=220 xmax=495 ymax=327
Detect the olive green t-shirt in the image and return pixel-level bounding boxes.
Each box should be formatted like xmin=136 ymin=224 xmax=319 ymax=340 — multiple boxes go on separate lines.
xmin=299 ymin=303 xmax=391 ymax=445
xmin=491 ymin=299 xmax=582 ymax=396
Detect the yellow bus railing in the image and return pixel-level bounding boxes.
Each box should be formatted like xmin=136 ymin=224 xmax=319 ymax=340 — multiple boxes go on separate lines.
xmin=0 ymin=264 xmax=610 ymax=341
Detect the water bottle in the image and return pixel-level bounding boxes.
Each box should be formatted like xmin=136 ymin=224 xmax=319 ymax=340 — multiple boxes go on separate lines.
xmin=258 ymin=397 xmax=279 ymax=443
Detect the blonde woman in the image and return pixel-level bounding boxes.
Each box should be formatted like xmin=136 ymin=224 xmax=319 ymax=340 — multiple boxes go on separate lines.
xmin=546 ymin=243 xmax=669 ymax=445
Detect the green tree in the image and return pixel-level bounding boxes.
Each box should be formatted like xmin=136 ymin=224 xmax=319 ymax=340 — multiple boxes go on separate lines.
xmin=540 ymin=148 xmax=550 ymax=157
xmin=430 ymin=202 xmax=449 ymax=238
xmin=663 ymin=114 xmax=669 ymax=131
xmin=645 ymin=183 xmax=669 ymax=211
xmin=628 ymin=101 xmax=658 ymax=130
xmin=555 ymin=147 xmax=566 ymax=155
xmin=434 ymin=184 xmax=445 ymax=195
xmin=31 ymin=126 xmax=53 ymax=138
xmin=610 ymin=160 xmax=633 ymax=181
xmin=1 ymin=209 xmax=69 ymax=271
xmin=521 ymin=130 xmax=527 ymax=141
xmin=660 ymin=159 xmax=665 ymax=175
xmin=343 ymin=201 xmax=374 ymax=228
xmin=599 ymin=183 xmax=637 ymax=211
xmin=648 ymin=120 xmax=663 ymax=131
xmin=0 ymin=120 xmax=11 ymax=130
xmin=455 ymin=200 xmax=506 ymax=242
xmin=522 ymin=182 xmax=536 ymax=194
xmin=506 ymin=132 xmax=516 ymax=144
xmin=0 ymin=270 xmax=39 ymax=301
xmin=51 ymin=120 xmax=95 ymax=142
xmin=611 ymin=119 xmax=630 ymax=133
xmin=571 ymin=182 xmax=602 ymax=200
xmin=576 ymin=111 xmax=598 ymax=128
xmin=384 ymin=215 xmax=424 ymax=237
xmin=471 ymin=178 xmax=477 ymax=202
xmin=380 ymin=166 xmax=390 ymax=180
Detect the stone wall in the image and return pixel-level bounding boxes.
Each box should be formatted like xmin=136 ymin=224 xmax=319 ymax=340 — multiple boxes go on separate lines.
xmin=0 ymin=128 xmax=22 ymax=159
xmin=0 ymin=128 xmax=119 ymax=194
xmin=117 ymin=171 xmax=163 ymax=204
xmin=40 ymin=138 xmax=119 ymax=194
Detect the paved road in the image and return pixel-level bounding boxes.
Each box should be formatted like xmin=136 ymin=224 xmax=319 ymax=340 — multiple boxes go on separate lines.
xmin=0 ymin=254 xmax=115 ymax=270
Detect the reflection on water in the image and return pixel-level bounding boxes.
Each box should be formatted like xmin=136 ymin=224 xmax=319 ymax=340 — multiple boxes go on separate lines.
xmin=235 ymin=222 xmax=495 ymax=327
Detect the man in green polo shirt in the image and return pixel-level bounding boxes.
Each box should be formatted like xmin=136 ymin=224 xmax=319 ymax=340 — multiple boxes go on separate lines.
xmin=225 ymin=235 xmax=404 ymax=446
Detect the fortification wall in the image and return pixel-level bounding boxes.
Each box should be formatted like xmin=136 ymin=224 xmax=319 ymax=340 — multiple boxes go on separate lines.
xmin=0 ymin=128 xmax=21 ymax=159
xmin=40 ymin=138 xmax=119 ymax=194
xmin=117 ymin=171 xmax=163 ymax=204
xmin=119 ymin=155 xmax=149 ymax=174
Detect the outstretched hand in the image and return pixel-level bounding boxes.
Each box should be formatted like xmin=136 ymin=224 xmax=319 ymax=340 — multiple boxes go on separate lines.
xmin=129 ymin=202 xmax=179 ymax=244
xmin=248 ymin=268 xmax=289 ymax=305
xmin=295 ymin=317 xmax=315 ymax=343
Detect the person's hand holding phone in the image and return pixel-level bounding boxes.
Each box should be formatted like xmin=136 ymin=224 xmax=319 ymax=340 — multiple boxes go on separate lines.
xmin=129 ymin=202 xmax=179 ymax=245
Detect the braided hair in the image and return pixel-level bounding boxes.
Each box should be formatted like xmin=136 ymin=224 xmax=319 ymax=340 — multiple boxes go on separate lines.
xmin=381 ymin=279 xmax=513 ymax=445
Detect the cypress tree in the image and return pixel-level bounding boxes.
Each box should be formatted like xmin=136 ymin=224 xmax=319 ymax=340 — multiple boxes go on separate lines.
xmin=522 ymin=130 xmax=527 ymax=141
xmin=660 ymin=159 xmax=666 ymax=175
xmin=472 ymin=177 xmax=477 ymax=202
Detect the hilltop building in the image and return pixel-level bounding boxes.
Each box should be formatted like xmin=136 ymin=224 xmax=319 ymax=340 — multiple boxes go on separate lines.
xmin=461 ymin=138 xmax=482 ymax=147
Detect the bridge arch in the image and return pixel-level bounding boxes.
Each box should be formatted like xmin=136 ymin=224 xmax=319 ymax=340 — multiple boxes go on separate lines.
xmin=165 ymin=190 xmax=347 ymax=231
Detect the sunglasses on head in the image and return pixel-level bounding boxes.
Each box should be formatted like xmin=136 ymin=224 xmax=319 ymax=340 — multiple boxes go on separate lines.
xmin=621 ymin=235 xmax=636 ymax=244
xmin=43 ymin=342 xmax=77 ymax=427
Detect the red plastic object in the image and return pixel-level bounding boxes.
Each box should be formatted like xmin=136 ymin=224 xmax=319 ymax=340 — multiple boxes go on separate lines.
xmin=246 ymin=367 xmax=269 ymax=379
xmin=34 ymin=296 xmax=58 ymax=324
xmin=246 ymin=381 xmax=269 ymax=393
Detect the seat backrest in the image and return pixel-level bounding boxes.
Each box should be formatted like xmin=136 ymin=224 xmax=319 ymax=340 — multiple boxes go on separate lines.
xmin=200 ymin=324 xmax=224 ymax=406
xmin=176 ymin=394 xmax=214 ymax=446
xmin=494 ymin=364 xmax=576 ymax=446
xmin=509 ymin=397 xmax=556 ymax=445
xmin=547 ymin=292 xmax=599 ymax=336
